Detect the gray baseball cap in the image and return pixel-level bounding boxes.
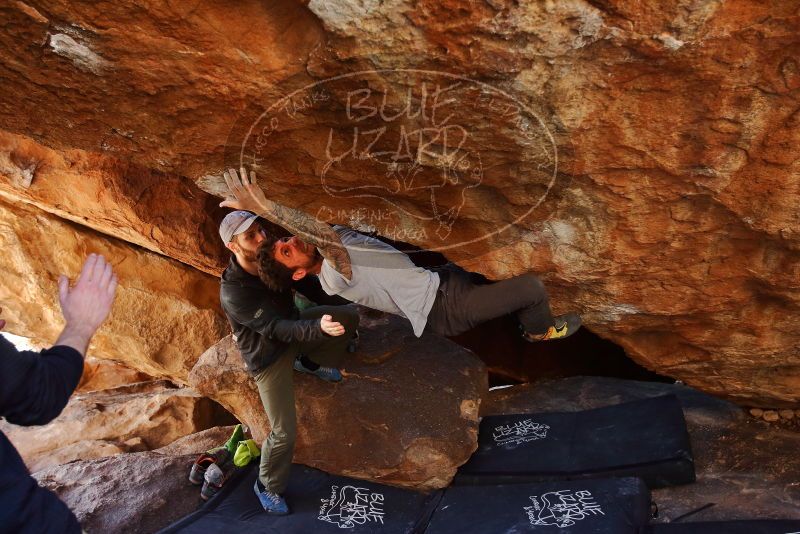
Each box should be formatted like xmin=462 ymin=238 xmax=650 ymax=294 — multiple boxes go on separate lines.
xmin=219 ymin=211 xmax=258 ymax=243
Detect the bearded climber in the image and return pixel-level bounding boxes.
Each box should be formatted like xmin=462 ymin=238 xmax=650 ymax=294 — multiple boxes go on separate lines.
xmin=220 ymin=167 xmax=581 ymax=342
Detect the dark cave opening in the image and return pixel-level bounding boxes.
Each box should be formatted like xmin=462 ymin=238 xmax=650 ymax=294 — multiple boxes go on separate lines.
xmin=451 ymin=315 xmax=673 ymax=388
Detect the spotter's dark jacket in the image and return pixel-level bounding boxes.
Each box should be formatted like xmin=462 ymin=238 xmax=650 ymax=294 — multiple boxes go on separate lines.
xmin=220 ymin=256 xmax=349 ymax=374
xmin=0 ymin=334 xmax=83 ymax=534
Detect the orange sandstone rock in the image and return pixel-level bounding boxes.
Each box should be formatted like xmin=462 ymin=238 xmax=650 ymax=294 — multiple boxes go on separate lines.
xmin=1 ymin=380 xmax=232 ymax=472
xmin=0 ymin=197 xmax=226 ymax=381
xmin=0 ymin=1 xmax=797 ymax=405
xmin=76 ymin=357 xmax=153 ymax=393
xmin=0 ymin=130 xmax=228 ymax=275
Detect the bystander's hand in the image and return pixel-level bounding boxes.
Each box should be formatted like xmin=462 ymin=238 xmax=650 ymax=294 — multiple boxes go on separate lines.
xmin=55 ymin=254 xmax=119 ymax=356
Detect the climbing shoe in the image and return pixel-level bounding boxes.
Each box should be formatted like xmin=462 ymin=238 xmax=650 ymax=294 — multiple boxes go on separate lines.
xmin=254 ymin=479 xmax=290 ymax=515
xmin=523 ymin=312 xmax=582 ymax=342
xmin=189 ymin=447 xmax=230 ymax=486
xmin=293 ymin=357 xmax=342 ymax=382
xmin=201 ymin=461 xmax=235 ymax=501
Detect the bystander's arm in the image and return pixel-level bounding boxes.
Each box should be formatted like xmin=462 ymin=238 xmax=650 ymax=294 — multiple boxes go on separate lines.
xmin=0 ymin=254 xmax=118 ymax=425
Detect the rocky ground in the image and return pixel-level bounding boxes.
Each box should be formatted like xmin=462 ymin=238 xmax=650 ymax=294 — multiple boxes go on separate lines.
xmin=746 ymin=407 xmax=800 ymax=430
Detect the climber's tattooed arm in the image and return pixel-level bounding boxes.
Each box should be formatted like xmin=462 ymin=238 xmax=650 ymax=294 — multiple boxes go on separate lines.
xmin=221 ymin=167 xmax=352 ymax=280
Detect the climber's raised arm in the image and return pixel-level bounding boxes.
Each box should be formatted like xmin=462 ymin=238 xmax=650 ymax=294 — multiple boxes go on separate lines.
xmin=219 ymin=167 xmax=352 ymax=280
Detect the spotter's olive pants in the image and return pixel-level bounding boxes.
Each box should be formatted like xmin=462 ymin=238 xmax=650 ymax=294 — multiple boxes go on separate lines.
xmin=253 ymin=305 xmax=358 ymax=493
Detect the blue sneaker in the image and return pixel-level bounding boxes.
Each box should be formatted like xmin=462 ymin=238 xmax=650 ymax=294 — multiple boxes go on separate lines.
xmin=253 ymin=479 xmax=290 ymax=515
xmin=293 ymin=357 xmax=342 ymax=382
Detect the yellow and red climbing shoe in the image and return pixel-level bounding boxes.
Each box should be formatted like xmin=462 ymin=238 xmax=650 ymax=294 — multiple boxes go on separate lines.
xmin=523 ymin=312 xmax=582 ymax=342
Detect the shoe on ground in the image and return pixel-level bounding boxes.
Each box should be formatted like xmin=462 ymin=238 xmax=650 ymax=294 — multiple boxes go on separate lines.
xmin=189 ymin=447 xmax=230 ymax=485
xmin=200 ymin=462 xmax=235 ymax=501
xmin=253 ymin=479 xmax=290 ymax=515
xmin=189 ymin=460 xmax=207 ymax=486
xmin=523 ymin=312 xmax=582 ymax=342
xmin=293 ymin=357 xmax=342 ymax=382
xmin=200 ymin=479 xmax=219 ymax=501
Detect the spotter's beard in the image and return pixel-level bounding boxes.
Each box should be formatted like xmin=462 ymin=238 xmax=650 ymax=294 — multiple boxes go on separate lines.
xmin=241 ymin=248 xmax=258 ymax=263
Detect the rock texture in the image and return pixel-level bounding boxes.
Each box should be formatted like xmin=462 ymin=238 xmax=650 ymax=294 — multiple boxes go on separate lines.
xmin=0 ymin=197 xmax=226 ymax=381
xmin=76 ymin=357 xmax=152 ymax=392
xmin=155 ymin=425 xmax=238 ymax=457
xmin=34 ymin=452 xmax=203 ymax=534
xmin=0 ymin=1 xmax=797 ymax=403
xmin=1 ymin=380 xmax=234 ymax=472
xmin=32 ymin=426 xmax=247 ymax=534
xmin=486 ymin=376 xmax=800 ymax=521
xmin=0 ymin=0 xmax=326 ymax=177
xmin=0 ymin=130 xmax=228 ymax=275
xmin=189 ymin=311 xmax=487 ymax=490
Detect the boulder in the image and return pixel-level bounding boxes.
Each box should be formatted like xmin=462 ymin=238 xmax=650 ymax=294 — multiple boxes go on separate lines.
xmin=1 ymin=380 xmax=235 ymax=472
xmin=485 ymin=376 xmax=800 ymax=521
xmin=29 ymin=439 xmax=147 ymax=473
xmin=0 ymin=0 xmax=325 ymax=178
xmin=32 ymin=426 xmax=255 ymax=534
xmin=155 ymin=425 xmax=239 ymax=457
xmin=0 ymin=0 xmax=798 ymax=403
xmin=0 ymin=197 xmax=227 ymax=381
xmin=189 ymin=311 xmax=487 ymax=490
xmin=205 ymin=0 xmax=800 ymax=406
xmin=76 ymin=357 xmax=153 ymax=393
xmin=34 ymin=452 xmax=203 ymax=534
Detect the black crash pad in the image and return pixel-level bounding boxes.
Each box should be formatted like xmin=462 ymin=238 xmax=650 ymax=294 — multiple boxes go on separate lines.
xmin=456 ymin=394 xmax=695 ymax=488
xmin=159 ymin=464 xmax=441 ymax=534
xmin=425 ymin=477 xmax=651 ymax=533
xmin=646 ymin=520 xmax=800 ymax=533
